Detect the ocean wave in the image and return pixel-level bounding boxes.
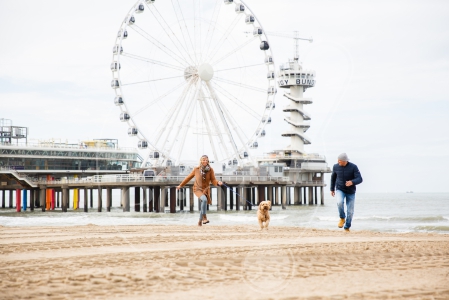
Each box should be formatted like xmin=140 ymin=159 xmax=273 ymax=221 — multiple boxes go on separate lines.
xmin=219 ymin=214 xmax=289 ymax=222
xmin=316 ymin=215 xmax=448 ymax=222
xmin=414 ymin=225 xmax=449 ymax=232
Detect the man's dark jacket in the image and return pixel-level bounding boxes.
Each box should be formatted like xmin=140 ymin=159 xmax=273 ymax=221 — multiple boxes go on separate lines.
xmin=330 ymin=162 xmax=363 ymax=194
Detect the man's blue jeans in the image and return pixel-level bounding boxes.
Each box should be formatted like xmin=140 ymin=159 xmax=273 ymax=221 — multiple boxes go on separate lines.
xmin=336 ymin=190 xmax=355 ymax=229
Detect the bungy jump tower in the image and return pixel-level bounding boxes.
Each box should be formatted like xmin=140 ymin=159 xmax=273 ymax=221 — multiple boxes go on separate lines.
xmin=256 ymin=53 xmax=331 ymax=205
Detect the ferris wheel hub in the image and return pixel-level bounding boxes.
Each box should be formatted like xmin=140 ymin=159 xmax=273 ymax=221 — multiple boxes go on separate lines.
xmin=198 ymin=63 xmax=214 ymax=81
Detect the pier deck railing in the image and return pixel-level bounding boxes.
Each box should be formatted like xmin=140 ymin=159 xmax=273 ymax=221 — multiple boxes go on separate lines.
xmin=36 ymin=174 xmax=292 ymax=185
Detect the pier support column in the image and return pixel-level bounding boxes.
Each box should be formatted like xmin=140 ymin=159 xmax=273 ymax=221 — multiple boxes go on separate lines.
xmin=314 ymin=187 xmax=318 ymax=205
xmin=179 ymin=189 xmax=184 ymax=211
xmin=9 ymin=190 xmax=13 ymax=208
xmin=303 ymin=188 xmax=307 ymax=205
xmin=274 ymin=186 xmax=279 ymax=206
xmin=122 ymin=186 xmax=130 ymax=212
xmin=267 ymin=186 xmax=273 ymax=205
xmin=294 ymin=187 xmax=300 ymax=205
xmin=235 ymin=186 xmax=241 ymax=211
xmin=159 ymin=186 xmax=166 ymax=213
xmin=222 ymin=186 xmax=227 ymax=211
xmin=154 ymin=187 xmax=160 ymax=213
xmin=217 ymin=186 xmax=222 ymax=211
xmin=22 ymin=189 xmax=27 ymax=211
xmin=134 ymin=187 xmax=140 ymax=212
xmin=142 ymin=187 xmax=147 ymax=212
xmin=106 ymin=188 xmax=112 ymax=212
xmin=89 ymin=189 xmax=93 ymax=208
xmin=1 ymin=190 xmax=5 ymax=208
xmin=257 ymin=185 xmax=265 ymax=205
xmin=62 ymin=186 xmax=68 ymax=212
xmin=98 ymin=187 xmax=103 ymax=212
xmin=242 ymin=186 xmax=248 ymax=210
xmin=35 ymin=189 xmax=40 ymax=208
xmin=286 ymin=187 xmax=291 ymax=205
xmin=56 ymin=191 xmax=60 ymax=208
xmin=16 ymin=189 xmax=21 ymax=212
xmin=83 ymin=189 xmax=88 ymax=212
xmin=250 ymin=187 xmax=255 ymax=210
xmin=40 ymin=187 xmax=46 ymax=212
xmin=308 ymin=187 xmax=313 ymax=205
xmin=170 ymin=187 xmax=176 ymax=213
xmin=51 ymin=189 xmax=55 ymax=210
xmin=281 ymin=186 xmax=287 ymax=210
xmin=30 ymin=190 xmax=34 ymax=211
xmin=189 ymin=187 xmax=194 ymax=212
xmin=229 ymin=186 xmax=234 ymax=210
xmin=320 ymin=186 xmax=324 ymax=205
xmin=148 ymin=187 xmax=154 ymax=212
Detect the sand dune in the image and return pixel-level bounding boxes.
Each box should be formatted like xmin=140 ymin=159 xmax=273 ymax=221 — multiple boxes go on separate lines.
xmin=0 ymin=225 xmax=448 ymax=299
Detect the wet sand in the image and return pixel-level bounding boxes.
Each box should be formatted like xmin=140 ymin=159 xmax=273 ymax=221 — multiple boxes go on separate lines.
xmin=0 ymin=224 xmax=448 ymax=299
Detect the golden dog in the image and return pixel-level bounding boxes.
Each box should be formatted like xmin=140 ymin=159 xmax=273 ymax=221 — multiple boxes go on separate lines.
xmin=257 ymin=200 xmax=271 ymax=230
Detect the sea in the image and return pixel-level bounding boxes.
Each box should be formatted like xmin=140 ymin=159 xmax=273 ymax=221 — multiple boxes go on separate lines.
xmin=1 ymin=193 xmax=448 ymax=234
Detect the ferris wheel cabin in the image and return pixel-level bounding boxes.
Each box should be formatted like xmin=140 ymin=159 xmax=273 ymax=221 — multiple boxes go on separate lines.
xmin=126 ymin=16 xmax=135 ymax=25
xmin=117 ymin=30 xmax=128 ymax=39
xmin=253 ymin=28 xmax=263 ymax=36
xmin=128 ymin=127 xmax=138 ymax=136
xmin=135 ymin=4 xmax=144 ymax=13
xmin=260 ymin=41 xmax=269 ymax=50
xmin=138 ymin=140 xmax=148 ymax=149
xmin=114 ymin=96 xmax=124 ymax=106
xmin=245 ymin=15 xmax=255 ymax=24
xmin=111 ymin=80 xmax=120 ymax=89
xmin=120 ymin=112 xmax=130 ymax=122
xmin=113 ymin=45 xmax=123 ymax=55
xmin=235 ymin=4 xmax=245 ymax=13
xmin=110 ymin=62 xmax=121 ymax=71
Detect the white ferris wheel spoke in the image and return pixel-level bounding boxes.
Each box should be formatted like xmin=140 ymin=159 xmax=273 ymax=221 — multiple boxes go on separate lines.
xmin=211 ymin=36 xmax=259 ymax=65
xmin=121 ymin=52 xmax=184 ymax=71
xmin=165 ymin=80 xmax=200 ymax=157
xmin=153 ymin=80 xmax=194 ymax=151
xmin=129 ymin=25 xmax=188 ymax=67
xmin=132 ymin=81 xmax=187 ymax=117
xmin=214 ymin=91 xmax=256 ymax=166
xmin=121 ymin=75 xmax=185 ymax=86
xmin=212 ymin=82 xmax=261 ymax=121
xmin=197 ymin=88 xmax=219 ymax=162
xmin=170 ymin=0 xmax=197 ymax=64
xmin=215 ymin=63 xmax=265 ymax=72
xmin=213 ymin=77 xmax=266 ymax=93
xmin=148 ymin=5 xmax=195 ymax=66
xmin=205 ymin=81 xmax=241 ymax=164
xmin=173 ymin=81 xmax=202 ymax=164
xmin=200 ymin=0 xmax=222 ymax=64
xmin=201 ymin=86 xmax=231 ymax=159
xmin=206 ymin=14 xmax=243 ymax=63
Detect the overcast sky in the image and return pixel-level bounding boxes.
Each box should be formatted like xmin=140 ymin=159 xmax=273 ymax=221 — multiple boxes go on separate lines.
xmin=1 ymin=0 xmax=448 ymax=193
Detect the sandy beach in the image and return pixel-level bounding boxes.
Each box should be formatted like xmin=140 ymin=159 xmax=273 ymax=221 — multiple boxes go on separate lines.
xmin=0 ymin=224 xmax=448 ymax=299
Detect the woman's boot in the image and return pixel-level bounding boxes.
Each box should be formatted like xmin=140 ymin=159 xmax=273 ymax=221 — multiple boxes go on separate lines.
xmin=198 ymin=219 xmax=202 ymax=226
xmin=202 ymin=214 xmax=209 ymax=224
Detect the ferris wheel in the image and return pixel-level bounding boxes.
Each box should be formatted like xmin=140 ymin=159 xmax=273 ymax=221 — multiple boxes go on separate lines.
xmin=111 ymin=0 xmax=277 ymax=168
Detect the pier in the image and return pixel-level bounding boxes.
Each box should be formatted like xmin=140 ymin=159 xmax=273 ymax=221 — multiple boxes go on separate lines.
xmin=0 ymin=169 xmax=326 ymax=213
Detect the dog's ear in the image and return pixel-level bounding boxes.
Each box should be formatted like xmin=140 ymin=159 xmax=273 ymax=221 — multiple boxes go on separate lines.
xmin=259 ymin=202 xmax=263 ymax=209
xmin=267 ymin=200 xmax=271 ymax=208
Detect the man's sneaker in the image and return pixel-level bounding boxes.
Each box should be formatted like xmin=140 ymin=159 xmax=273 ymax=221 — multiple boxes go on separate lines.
xmin=344 ymin=228 xmax=350 ymax=232
xmin=338 ymin=218 xmax=345 ymax=228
